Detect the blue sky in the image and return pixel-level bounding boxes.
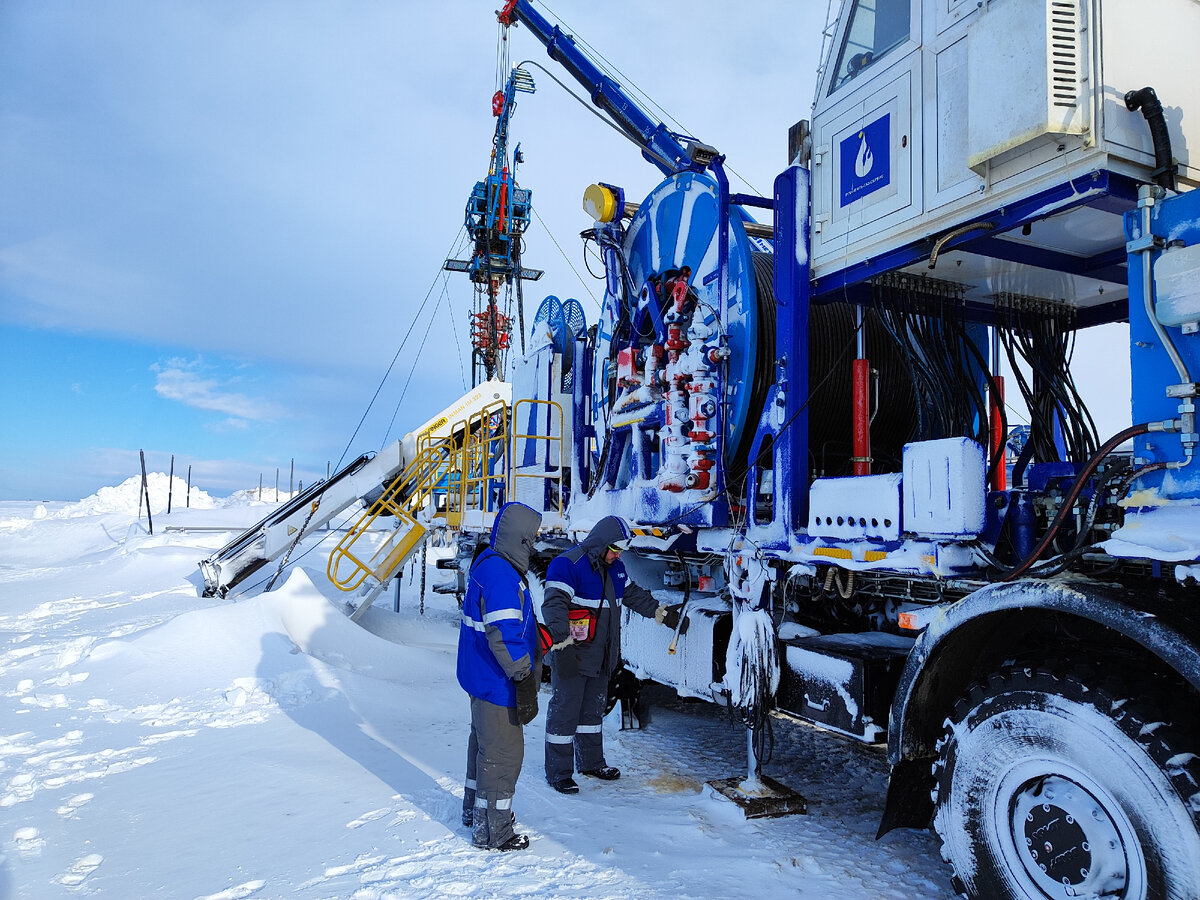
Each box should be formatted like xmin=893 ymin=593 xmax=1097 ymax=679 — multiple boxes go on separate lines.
xmin=1 ymin=0 xmax=825 ymax=500
xmin=0 ymin=0 xmax=825 ymax=501
xmin=0 ymin=324 xmax=342 ymax=496
xmin=0 ymin=1 xmax=1131 ymax=500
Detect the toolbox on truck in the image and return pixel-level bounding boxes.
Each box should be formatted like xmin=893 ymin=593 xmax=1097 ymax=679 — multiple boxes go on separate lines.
xmin=777 ymin=633 xmax=914 ymax=742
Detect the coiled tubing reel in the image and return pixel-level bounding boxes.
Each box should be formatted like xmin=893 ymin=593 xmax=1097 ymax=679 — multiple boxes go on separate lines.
xmin=578 ymin=170 xmax=918 ymax=527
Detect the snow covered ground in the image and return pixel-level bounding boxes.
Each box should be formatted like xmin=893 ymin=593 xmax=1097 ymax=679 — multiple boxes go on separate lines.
xmin=0 ymin=478 xmax=955 ymax=899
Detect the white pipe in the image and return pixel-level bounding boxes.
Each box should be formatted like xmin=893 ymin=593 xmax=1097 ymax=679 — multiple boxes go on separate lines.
xmin=1139 ymin=188 xmax=1193 ymax=385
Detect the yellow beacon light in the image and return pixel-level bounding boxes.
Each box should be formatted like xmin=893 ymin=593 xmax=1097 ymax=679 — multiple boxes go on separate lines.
xmin=583 ymin=183 xmax=618 ymax=223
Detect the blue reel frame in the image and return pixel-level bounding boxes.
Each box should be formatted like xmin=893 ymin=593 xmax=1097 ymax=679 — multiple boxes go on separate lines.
xmin=578 ymin=160 xmax=773 ymax=527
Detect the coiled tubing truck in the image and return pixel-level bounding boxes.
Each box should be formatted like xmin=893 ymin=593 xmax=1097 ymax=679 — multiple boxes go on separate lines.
xmin=468 ymin=0 xmax=1200 ymax=895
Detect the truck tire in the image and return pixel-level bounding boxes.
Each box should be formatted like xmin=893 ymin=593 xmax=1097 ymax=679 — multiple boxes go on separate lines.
xmin=931 ymin=665 xmax=1200 ymax=900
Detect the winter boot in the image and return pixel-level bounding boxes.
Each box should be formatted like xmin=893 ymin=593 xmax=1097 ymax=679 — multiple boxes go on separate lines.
xmin=550 ymin=776 xmax=579 ymax=794
xmin=472 ymin=802 xmax=517 ymax=850
xmin=461 ymin=788 xmax=475 ymax=828
xmin=497 ymin=833 xmax=530 ymax=852
xmin=580 ymin=766 xmax=621 ymax=781
xmin=471 ymin=810 xmax=491 ymax=849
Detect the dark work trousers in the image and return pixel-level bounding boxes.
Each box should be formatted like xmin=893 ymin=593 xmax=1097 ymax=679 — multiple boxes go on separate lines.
xmin=464 ymin=696 xmax=524 ymax=849
xmin=544 ymin=665 xmax=609 ymax=782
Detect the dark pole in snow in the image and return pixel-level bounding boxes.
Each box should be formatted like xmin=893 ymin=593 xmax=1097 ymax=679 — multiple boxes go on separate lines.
xmin=139 ymin=450 xmax=154 ymax=535
xmin=258 ymin=473 xmax=262 ymax=501
xmin=289 ymin=459 xmax=294 ymax=497
xmin=168 ymin=455 xmax=175 ymax=514
xmin=187 ymin=465 xmax=192 ymax=508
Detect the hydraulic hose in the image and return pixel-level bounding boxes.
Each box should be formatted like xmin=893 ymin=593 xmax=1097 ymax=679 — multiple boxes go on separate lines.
xmin=927 ymin=222 xmax=994 ymax=270
xmin=1124 ymin=87 xmax=1178 ymax=192
xmin=1003 ymin=422 xmax=1153 ymax=581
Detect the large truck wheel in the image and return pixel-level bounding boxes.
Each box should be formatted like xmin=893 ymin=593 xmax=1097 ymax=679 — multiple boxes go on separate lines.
xmin=931 ymin=666 xmax=1200 ymax=899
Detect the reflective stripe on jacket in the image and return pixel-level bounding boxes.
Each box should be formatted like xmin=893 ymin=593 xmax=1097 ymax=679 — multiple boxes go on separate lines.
xmin=457 ymin=547 xmax=536 ymax=707
xmin=542 ymin=517 xmax=658 ymax=678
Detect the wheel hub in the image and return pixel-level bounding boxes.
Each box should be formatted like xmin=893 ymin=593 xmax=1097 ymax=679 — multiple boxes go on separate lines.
xmin=1010 ymin=775 xmax=1128 ymax=898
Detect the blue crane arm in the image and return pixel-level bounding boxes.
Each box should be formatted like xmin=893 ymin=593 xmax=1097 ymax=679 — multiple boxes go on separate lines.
xmin=499 ymin=0 xmax=704 ymax=176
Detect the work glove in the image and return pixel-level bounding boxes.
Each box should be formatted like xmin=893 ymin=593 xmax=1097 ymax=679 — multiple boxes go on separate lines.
xmin=655 ymin=603 xmax=687 ymax=633
xmin=550 ymin=635 xmax=575 ymax=652
xmin=514 ymin=673 xmax=539 ymax=725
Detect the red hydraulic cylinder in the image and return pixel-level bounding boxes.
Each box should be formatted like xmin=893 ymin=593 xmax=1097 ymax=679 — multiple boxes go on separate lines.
xmin=497 ymin=168 xmax=509 ymax=235
xmin=989 ymin=375 xmax=1007 ymax=491
xmin=852 ymin=357 xmax=871 ymax=476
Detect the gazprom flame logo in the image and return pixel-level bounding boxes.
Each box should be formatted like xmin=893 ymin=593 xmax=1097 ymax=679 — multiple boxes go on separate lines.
xmin=854 ymin=131 xmax=874 ymax=178
xmin=839 ymin=112 xmax=891 ymax=207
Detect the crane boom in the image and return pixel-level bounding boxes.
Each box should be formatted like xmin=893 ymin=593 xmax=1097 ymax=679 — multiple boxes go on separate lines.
xmin=497 ymin=0 xmax=713 ymax=176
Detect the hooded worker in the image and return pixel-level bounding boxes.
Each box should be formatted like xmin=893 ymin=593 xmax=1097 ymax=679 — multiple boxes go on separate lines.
xmin=457 ymin=501 xmax=543 ymax=851
xmin=541 ymin=515 xmax=680 ymax=793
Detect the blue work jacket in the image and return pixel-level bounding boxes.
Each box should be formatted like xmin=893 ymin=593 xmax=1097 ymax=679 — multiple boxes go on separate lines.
xmin=457 ymin=547 xmax=537 ymax=707
xmin=542 ymin=516 xmax=659 ymax=678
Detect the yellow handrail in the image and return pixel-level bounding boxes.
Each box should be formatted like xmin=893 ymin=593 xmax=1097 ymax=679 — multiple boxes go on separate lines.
xmin=328 ymin=392 xmax=571 ymax=595
xmin=326 ymin=443 xmax=454 ymax=591
xmin=457 ymin=400 xmax=510 ymax=522
xmin=510 ymin=398 xmax=565 ymax=516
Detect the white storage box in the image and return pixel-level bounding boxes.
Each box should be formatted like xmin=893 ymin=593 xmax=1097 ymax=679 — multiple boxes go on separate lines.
xmin=902 ymin=438 xmax=986 ymax=538
xmin=809 ymin=473 xmax=903 ymax=541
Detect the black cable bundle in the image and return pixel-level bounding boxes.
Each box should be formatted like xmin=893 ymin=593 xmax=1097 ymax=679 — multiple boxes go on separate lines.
xmin=871 ymin=273 xmax=992 ymax=451
xmin=995 ymin=293 xmax=1099 ymax=465
xmin=805 ymin=299 xmax=919 ymax=477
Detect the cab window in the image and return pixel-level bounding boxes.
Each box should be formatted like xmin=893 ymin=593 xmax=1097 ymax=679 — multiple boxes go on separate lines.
xmin=830 ymin=0 xmax=911 ymax=93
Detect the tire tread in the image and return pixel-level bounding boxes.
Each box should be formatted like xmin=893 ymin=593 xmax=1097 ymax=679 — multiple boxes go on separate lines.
xmin=931 ymin=662 xmax=1200 ymax=899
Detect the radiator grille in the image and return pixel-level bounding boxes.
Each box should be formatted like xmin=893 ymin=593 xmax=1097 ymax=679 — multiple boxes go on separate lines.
xmin=1049 ymin=0 xmax=1081 ymax=109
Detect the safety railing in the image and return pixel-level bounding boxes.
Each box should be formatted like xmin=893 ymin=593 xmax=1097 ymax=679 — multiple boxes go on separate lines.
xmin=452 ymin=400 xmax=510 ymax=529
xmin=328 ymin=394 xmax=569 ymax=596
xmin=326 ymin=443 xmax=456 ymax=592
xmin=510 ymin=398 xmax=565 ymax=517
xmin=417 ymin=418 xmax=466 ymax=460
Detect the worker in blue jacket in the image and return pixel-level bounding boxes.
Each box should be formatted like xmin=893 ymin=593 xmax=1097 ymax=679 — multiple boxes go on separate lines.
xmin=541 ymin=515 xmax=680 ymax=793
xmin=457 ymin=501 xmax=543 ymax=851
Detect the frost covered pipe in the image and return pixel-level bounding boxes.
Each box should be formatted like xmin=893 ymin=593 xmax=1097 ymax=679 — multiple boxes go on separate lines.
xmin=723 ymin=547 xmax=781 ymax=777
xmin=1124 ymin=87 xmax=1178 ymax=192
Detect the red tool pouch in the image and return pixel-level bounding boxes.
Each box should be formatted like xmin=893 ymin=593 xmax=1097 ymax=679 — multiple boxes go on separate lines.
xmin=568 ymin=609 xmax=596 ymax=643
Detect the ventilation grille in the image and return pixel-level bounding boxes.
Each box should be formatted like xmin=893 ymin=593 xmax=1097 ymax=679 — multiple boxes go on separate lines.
xmin=1049 ymin=1 xmax=1081 ymax=109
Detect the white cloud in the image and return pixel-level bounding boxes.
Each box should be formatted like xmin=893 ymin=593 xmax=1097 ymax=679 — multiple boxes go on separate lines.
xmin=151 ymin=359 xmax=285 ymax=422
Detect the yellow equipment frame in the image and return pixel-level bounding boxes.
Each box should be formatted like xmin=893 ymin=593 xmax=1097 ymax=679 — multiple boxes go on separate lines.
xmin=326 ymin=443 xmax=454 ymax=592
xmin=327 ymin=396 xmax=564 ymax=597
xmin=510 ymin=398 xmax=565 ymax=517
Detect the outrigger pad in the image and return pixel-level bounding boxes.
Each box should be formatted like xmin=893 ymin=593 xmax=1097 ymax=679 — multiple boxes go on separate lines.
xmin=707 ymin=775 xmax=808 ymax=819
